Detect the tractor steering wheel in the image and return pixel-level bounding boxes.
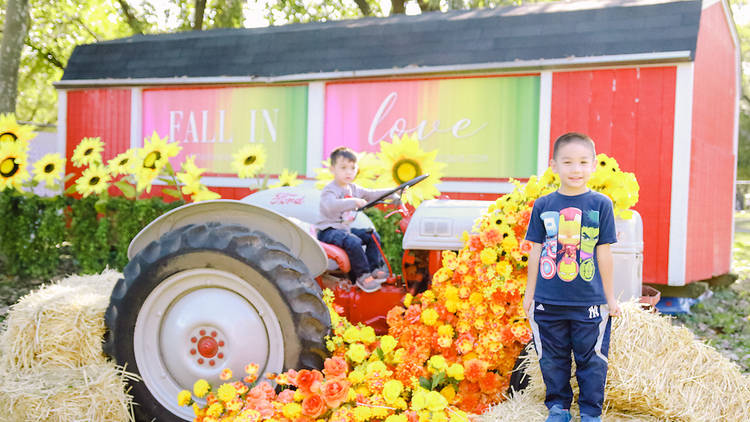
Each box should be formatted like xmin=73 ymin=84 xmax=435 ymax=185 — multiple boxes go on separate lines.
xmin=356 ymin=174 xmax=429 ymax=212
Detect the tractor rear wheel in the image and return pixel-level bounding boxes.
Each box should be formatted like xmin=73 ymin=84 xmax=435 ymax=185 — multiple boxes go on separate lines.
xmin=103 ymin=222 xmax=330 ymax=422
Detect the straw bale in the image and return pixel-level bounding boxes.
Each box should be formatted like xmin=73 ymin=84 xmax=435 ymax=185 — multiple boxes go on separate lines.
xmin=483 ymin=302 xmax=750 ymax=422
xmin=0 ymin=270 xmax=122 ymax=370
xmin=0 ymin=363 xmax=135 ymax=422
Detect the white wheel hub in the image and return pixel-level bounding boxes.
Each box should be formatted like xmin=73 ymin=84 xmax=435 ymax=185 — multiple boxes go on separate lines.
xmin=134 ymin=268 xmax=285 ymax=420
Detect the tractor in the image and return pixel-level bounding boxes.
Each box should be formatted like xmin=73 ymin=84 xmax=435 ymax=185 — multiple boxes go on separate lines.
xmin=103 ymin=176 xmax=495 ymax=421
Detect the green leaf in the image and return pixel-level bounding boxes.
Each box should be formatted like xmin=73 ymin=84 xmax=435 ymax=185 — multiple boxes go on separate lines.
xmin=431 ymin=371 xmax=445 ymax=390
xmin=419 ymin=376 xmax=431 ymax=391
xmin=376 ymin=347 xmax=385 ymax=361
xmin=63 ymin=173 xmax=75 ymax=183
xmin=114 ymin=180 xmax=136 ymax=199
xmin=64 ymin=185 xmax=77 ymax=195
xmin=162 ymin=188 xmax=181 ymax=198
xmin=94 ymin=198 xmax=108 ymax=214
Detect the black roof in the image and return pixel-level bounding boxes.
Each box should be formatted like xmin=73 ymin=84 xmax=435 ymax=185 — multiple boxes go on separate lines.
xmin=61 ymin=0 xmax=702 ymax=82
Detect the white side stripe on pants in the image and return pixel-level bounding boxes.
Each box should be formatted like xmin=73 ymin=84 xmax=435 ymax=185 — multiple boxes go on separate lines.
xmin=594 ymin=304 xmax=610 ymax=364
xmin=528 ymin=300 xmax=543 ymax=361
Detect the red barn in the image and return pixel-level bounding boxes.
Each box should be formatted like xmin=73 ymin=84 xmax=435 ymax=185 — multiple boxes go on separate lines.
xmin=56 ymin=0 xmax=739 ymax=287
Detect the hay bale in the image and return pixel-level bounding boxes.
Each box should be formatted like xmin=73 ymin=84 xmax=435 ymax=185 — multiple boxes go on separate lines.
xmin=0 ymin=270 xmax=121 ymax=370
xmin=483 ymin=302 xmax=750 ymax=422
xmin=0 ymin=363 xmax=135 ymax=422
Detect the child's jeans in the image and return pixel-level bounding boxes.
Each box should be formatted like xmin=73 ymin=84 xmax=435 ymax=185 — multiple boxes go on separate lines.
xmin=317 ymin=227 xmax=384 ymax=280
xmin=529 ymin=302 xmax=612 ymax=418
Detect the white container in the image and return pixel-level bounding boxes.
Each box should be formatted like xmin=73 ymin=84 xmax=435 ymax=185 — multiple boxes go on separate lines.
xmin=612 ymin=210 xmax=644 ymax=302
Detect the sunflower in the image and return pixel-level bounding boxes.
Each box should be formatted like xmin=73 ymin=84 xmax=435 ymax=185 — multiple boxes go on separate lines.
xmin=177 ymin=155 xmax=206 ymax=195
xmin=133 ymin=131 xmax=182 ymax=193
xmin=192 ymin=187 xmax=221 ymax=202
xmin=74 ymin=165 xmax=111 ymax=198
xmin=314 ymin=151 xmax=381 ymax=189
xmin=375 ymin=133 xmax=446 ymax=206
xmin=231 ymin=144 xmax=267 ymax=178
xmin=270 ymin=169 xmax=302 ymax=188
xmin=0 ymin=113 xmax=35 ymax=145
xmin=71 ymin=137 xmax=104 ymax=167
xmin=107 ymin=149 xmax=136 ymax=176
xmin=32 ymin=153 xmax=65 ymax=187
xmin=0 ymin=141 xmax=30 ymax=190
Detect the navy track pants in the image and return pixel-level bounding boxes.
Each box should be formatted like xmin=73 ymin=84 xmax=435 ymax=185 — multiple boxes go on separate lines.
xmin=528 ymin=302 xmax=611 ymax=417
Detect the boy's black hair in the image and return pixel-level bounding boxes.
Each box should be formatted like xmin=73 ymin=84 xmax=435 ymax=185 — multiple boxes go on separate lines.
xmin=330 ymin=147 xmax=358 ymax=165
xmin=552 ymin=132 xmax=596 ymax=159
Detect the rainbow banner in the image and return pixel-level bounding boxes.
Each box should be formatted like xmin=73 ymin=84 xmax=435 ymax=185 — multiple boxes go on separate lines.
xmin=142 ymin=86 xmax=308 ymax=175
xmin=323 ymin=76 xmax=540 ymax=178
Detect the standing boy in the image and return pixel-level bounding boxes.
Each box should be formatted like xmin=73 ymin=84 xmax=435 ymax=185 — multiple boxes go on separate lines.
xmin=317 ymin=147 xmax=396 ymax=293
xmin=523 ymin=132 xmax=622 ymax=422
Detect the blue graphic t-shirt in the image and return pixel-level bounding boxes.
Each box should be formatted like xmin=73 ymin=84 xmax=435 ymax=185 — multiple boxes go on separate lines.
xmin=524 ymin=190 xmax=617 ymax=306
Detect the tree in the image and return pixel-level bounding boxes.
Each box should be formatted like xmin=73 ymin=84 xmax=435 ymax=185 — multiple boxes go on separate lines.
xmin=0 ymin=0 xmax=30 ymax=114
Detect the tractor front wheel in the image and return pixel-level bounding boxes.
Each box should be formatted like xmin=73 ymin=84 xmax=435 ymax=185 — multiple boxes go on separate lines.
xmin=104 ymin=223 xmax=330 ymax=421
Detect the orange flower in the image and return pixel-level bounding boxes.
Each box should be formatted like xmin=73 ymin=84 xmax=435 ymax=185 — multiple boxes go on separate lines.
xmin=277 ymin=389 xmax=295 ymax=403
xmin=404 ymin=304 xmax=422 ymax=324
xmin=519 ymin=240 xmax=532 ymax=254
xmin=320 ymin=379 xmax=350 ymax=408
xmin=478 ymin=371 xmax=502 ymax=393
xmin=220 ymin=368 xmax=232 ymax=381
xmin=296 ymin=369 xmax=324 ymax=395
xmin=464 ymin=359 xmax=488 ymax=383
xmin=323 ymin=356 xmax=348 ymax=380
xmin=301 ymin=393 xmax=327 ymax=418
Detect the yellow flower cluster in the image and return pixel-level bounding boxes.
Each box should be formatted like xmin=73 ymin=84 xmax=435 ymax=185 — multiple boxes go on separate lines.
xmin=588 ymin=153 xmax=640 ymax=219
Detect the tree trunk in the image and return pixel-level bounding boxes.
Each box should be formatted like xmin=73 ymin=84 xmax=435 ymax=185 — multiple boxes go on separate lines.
xmin=354 ymin=0 xmax=372 ymax=16
xmin=391 ymin=0 xmax=405 ymax=14
xmin=193 ymin=0 xmax=207 ymax=30
xmin=0 ymin=0 xmax=31 ymax=115
xmin=116 ymin=0 xmax=144 ymax=34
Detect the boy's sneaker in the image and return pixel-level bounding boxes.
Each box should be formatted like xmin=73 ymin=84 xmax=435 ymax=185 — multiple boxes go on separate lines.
xmin=371 ymin=266 xmax=389 ymax=279
xmin=580 ymin=415 xmax=602 ymax=422
xmin=356 ymin=273 xmax=385 ymax=293
xmin=545 ymin=404 xmax=572 ymax=422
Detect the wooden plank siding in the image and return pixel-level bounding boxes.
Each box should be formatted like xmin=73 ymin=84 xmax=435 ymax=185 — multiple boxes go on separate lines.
xmin=686 ymin=2 xmax=738 ymax=281
xmin=549 ymin=67 xmax=677 ymax=285
xmin=65 ymin=89 xmax=132 ymax=196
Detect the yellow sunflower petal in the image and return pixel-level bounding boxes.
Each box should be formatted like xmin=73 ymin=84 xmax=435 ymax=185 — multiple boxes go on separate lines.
xmin=71 ymin=137 xmax=104 ymax=167
xmin=375 ymin=133 xmax=446 ymax=206
xmin=107 ymin=149 xmax=136 ymax=176
xmin=192 ymin=187 xmax=221 ymax=202
xmin=0 ymin=113 xmax=35 ymax=145
xmin=32 ymin=153 xmax=66 ymax=187
xmin=0 ymin=141 xmax=30 ymax=191
xmin=177 ymin=155 xmax=206 ymax=195
xmin=74 ymin=165 xmax=111 ymax=198
xmin=270 ymin=168 xmax=301 ymax=188
xmin=231 ymin=144 xmax=267 ymax=178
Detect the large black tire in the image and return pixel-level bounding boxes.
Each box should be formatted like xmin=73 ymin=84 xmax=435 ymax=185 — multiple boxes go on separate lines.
xmin=104 ymin=222 xmax=330 ymax=422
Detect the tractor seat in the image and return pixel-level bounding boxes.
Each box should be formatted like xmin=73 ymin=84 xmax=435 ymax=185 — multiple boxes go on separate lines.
xmin=319 ymin=242 xmax=351 ymax=273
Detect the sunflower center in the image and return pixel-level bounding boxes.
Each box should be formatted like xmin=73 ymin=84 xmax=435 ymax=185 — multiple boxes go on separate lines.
xmin=89 ymin=176 xmax=100 ymax=186
xmin=244 ymin=155 xmax=257 ymax=165
xmin=0 ymin=132 xmax=17 ymax=143
xmin=0 ymin=158 xmax=19 ymax=177
xmin=44 ymin=164 xmax=55 ymax=173
xmin=119 ymin=158 xmax=129 ymax=166
xmin=392 ymin=159 xmax=421 ymax=184
xmin=84 ymin=148 xmax=94 ymax=156
xmin=143 ymin=151 xmax=161 ymax=169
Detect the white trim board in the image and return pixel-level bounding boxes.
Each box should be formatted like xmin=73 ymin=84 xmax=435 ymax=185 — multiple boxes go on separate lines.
xmin=56 ymin=91 xmax=67 ymax=158
xmin=130 ymin=88 xmax=143 ymax=149
xmin=306 ymin=82 xmax=325 ymax=178
xmin=53 ymin=51 xmax=693 ymax=88
xmin=667 ymin=63 xmax=694 ymax=286
xmin=537 ymin=71 xmax=552 ymax=176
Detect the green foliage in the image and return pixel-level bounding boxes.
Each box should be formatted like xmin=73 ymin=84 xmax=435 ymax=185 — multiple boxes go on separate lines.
xmin=364 ymin=207 xmax=403 ymax=272
xmin=0 ymin=189 xmax=182 ymax=278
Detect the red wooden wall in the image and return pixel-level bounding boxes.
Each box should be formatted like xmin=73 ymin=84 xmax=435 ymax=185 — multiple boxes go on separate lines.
xmin=686 ymin=2 xmax=737 ymax=281
xmin=65 ymin=89 xmax=132 ymax=191
xmin=549 ymin=67 xmax=677 ymax=285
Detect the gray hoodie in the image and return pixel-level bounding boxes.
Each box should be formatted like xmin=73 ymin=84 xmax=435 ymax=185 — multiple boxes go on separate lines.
xmin=316 ymin=181 xmax=396 ymax=231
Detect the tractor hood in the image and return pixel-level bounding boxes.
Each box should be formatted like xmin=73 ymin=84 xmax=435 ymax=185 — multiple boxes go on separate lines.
xmin=128 ymin=200 xmax=327 ymax=277
xmin=403 ymin=199 xmax=494 ymax=250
